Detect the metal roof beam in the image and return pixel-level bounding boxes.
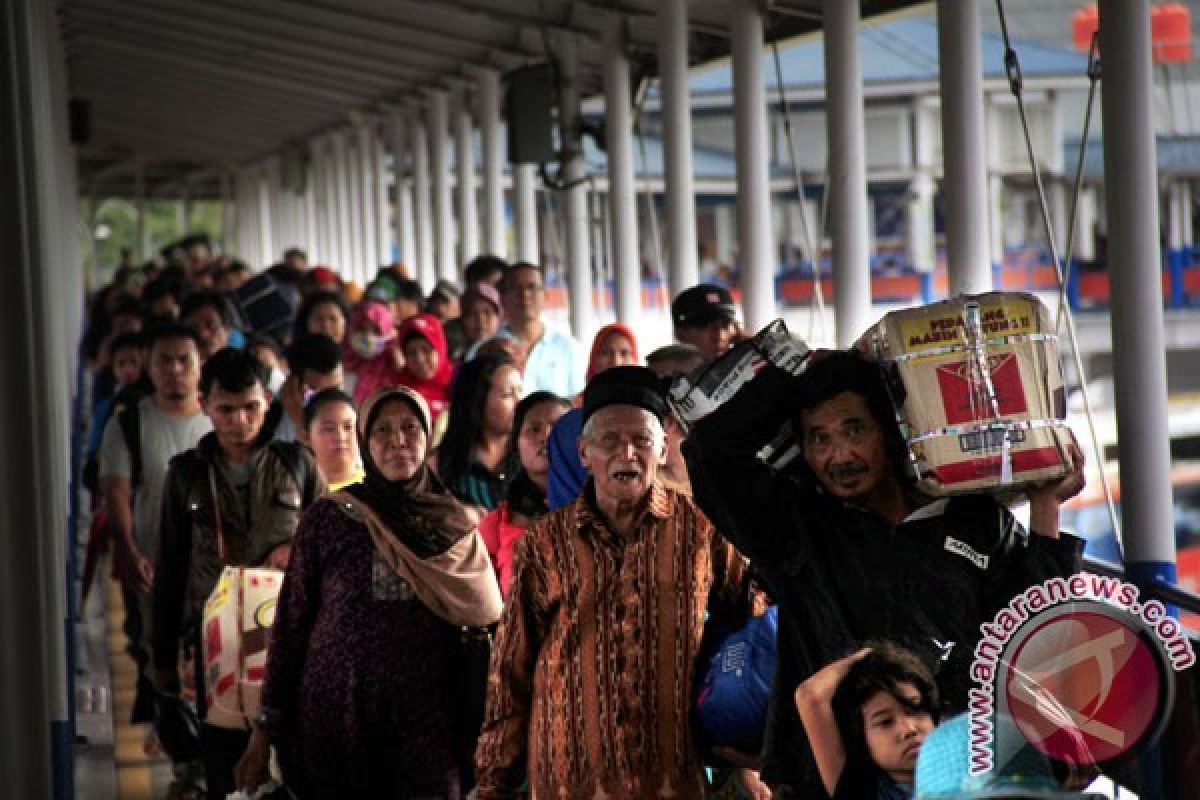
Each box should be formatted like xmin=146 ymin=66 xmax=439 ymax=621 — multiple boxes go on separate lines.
xmin=74 ymin=35 xmax=362 ymax=105
xmin=62 ymin=1 xmax=439 ymax=80
xmin=61 ymin=9 xmax=423 ymax=92
xmin=70 ymin=56 xmax=343 ymax=118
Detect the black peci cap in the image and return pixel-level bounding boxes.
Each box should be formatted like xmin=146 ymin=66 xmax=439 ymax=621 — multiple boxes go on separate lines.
xmin=582 ymin=366 xmax=667 ymax=426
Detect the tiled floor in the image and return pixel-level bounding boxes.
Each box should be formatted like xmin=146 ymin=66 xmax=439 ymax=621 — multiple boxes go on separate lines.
xmin=74 ymin=570 xmax=174 ymax=800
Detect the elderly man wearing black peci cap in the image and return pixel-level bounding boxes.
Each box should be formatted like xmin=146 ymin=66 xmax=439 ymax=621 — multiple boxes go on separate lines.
xmin=475 ymin=365 xmax=747 ymax=800
xmin=671 ymin=283 xmax=743 ymax=365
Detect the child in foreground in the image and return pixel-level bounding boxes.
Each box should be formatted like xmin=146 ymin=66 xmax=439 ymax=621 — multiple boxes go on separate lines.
xmin=794 ymin=642 xmax=939 ymax=799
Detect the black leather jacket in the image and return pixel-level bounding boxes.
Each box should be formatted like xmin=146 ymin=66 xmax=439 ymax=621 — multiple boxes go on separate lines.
xmin=152 ymin=432 xmax=324 ymax=676
xmin=683 ymin=365 xmax=1082 ymax=793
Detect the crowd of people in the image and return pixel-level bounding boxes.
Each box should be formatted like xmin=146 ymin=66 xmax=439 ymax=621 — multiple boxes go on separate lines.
xmin=78 ymin=237 xmax=1090 ymax=800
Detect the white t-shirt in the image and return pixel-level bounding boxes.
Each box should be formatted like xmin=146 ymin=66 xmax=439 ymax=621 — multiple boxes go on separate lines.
xmin=98 ymin=396 xmax=212 ymax=561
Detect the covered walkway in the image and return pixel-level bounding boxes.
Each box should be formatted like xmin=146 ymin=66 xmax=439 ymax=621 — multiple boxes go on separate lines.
xmin=2 ymin=0 xmax=1197 ymax=797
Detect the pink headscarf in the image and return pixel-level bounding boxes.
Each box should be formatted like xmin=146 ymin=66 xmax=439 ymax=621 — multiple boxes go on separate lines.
xmin=346 ymin=300 xmax=405 ymax=406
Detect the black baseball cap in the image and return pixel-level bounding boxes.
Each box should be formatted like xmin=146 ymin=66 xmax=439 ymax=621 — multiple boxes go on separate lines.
xmin=671 ymin=283 xmax=737 ymax=328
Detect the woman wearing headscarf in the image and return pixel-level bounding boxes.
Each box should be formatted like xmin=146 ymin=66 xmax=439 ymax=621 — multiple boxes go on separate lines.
xmin=395 ymin=312 xmax=454 ymax=422
xmin=234 ymin=387 xmax=503 ymax=798
xmin=344 ymin=299 xmax=405 ymax=406
xmin=478 ymin=391 xmax=569 ymax=597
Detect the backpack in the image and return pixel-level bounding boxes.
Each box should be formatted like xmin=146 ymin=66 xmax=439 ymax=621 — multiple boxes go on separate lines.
xmin=232 ymin=273 xmax=295 ymax=346
xmin=83 ymin=399 xmax=143 ymax=493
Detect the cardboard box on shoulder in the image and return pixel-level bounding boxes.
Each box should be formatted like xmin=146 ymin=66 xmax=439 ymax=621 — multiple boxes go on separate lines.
xmin=857 ymin=292 xmax=1074 ymax=496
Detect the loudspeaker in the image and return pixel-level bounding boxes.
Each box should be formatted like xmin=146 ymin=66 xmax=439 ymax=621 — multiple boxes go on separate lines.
xmin=505 ymin=64 xmax=556 ymax=164
xmin=69 ymin=98 xmax=91 ymax=145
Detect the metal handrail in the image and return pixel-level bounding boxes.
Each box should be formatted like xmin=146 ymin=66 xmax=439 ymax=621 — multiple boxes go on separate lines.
xmin=1083 ymin=554 xmax=1200 ymax=624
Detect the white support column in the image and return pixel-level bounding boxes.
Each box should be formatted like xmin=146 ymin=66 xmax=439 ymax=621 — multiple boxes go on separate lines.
xmin=514 ymin=164 xmax=540 ymax=264
xmin=412 ymin=113 xmax=437 ymax=290
xmin=330 ymin=132 xmax=355 ymax=281
xmin=1076 ymin=187 xmax=1097 ymax=262
xmin=986 ymin=98 xmax=1007 ymax=270
xmin=375 ymin=133 xmax=393 ymax=267
xmin=605 ymin=18 xmax=642 ymax=327
xmin=1182 ymin=182 xmax=1194 ymax=249
xmin=220 ymin=171 xmax=234 ymax=255
xmin=178 ymin=188 xmax=190 ymax=235
xmin=358 ymin=123 xmax=380 ymax=275
xmin=824 ymin=0 xmax=872 ymax=346
xmin=309 ymin=140 xmax=330 ymax=266
xmin=429 ymin=88 xmax=456 ymax=282
xmin=659 ymin=0 xmax=699 ymax=296
xmin=257 ymin=166 xmax=274 ymax=267
xmin=937 ymin=0 xmax=991 ymax=294
xmin=908 ymin=98 xmax=937 ymax=281
xmin=389 ymin=112 xmax=417 ymax=272
xmin=1098 ymin=0 xmax=1175 ymax=583
xmin=344 ymin=133 xmax=365 ymax=284
xmin=478 ymin=67 xmax=506 ymax=257
xmin=456 ymin=89 xmax=480 ymax=268
xmin=303 ymin=157 xmax=319 ymax=263
xmin=135 ymin=154 xmax=147 ymax=261
xmin=557 ymin=33 xmax=594 ymax=340
xmin=715 ymin=204 xmax=736 ymax=270
xmin=732 ymin=1 xmax=776 ymax=332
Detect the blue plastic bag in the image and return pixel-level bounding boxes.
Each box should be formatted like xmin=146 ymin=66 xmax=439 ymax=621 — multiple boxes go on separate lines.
xmin=695 ymin=605 xmax=778 ymax=754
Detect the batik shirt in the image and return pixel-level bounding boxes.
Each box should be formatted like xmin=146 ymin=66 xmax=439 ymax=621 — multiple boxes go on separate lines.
xmin=474 ymin=482 xmax=743 ymax=799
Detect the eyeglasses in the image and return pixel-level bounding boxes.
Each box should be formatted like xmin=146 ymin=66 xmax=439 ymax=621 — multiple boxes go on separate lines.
xmin=587 ymin=430 xmax=660 ymax=454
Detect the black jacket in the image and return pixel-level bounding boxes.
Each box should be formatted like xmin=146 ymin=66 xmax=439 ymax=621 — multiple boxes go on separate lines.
xmin=152 ymin=432 xmax=324 ymax=676
xmin=683 ymin=365 xmax=1082 ymax=793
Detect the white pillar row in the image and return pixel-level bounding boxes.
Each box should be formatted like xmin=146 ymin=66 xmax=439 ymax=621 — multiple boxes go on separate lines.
xmin=937 ymin=0 xmax=992 ymax=294
xmin=1182 ymin=182 xmax=1194 ymax=249
xmin=303 ymin=156 xmax=319 ymax=264
xmin=219 ymin=171 xmax=234 ymax=256
xmin=556 ymin=31 xmax=594 ymax=340
xmin=389 ymin=112 xmax=417 ymax=272
xmin=135 ymin=154 xmax=147 ymax=261
xmin=309 ymin=140 xmax=330 ymax=267
xmin=908 ymin=97 xmax=937 ymax=276
xmin=345 ymin=132 xmax=366 ymax=285
xmin=513 ymin=164 xmax=540 ymax=265
xmin=1045 ymin=90 xmax=1069 ymax=258
xmin=456 ymin=88 xmax=480 ymax=269
xmin=478 ymin=67 xmax=506 ymax=258
xmin=330 ymin=131 xmax=355 ymax=282
xmin=178 ymin=188 xmax=190 ymax=235
xmin=321 ymin=138 xmax=342 ymax=270
xmin=375 ymin=132 xmax=393 ymax=267
xmin=732 ymin=0 xmax=776 ymax=333
xmin=604 ymin=17 xmax=642 ymax=327
xmin=428 ymin=88 xmax=456 ymax=283
xmin=357 ymin=122 xmax=380 ymax=276
xmin=257 ymin=166 xmax=274 ymax=268
xmin=412 ymin=112 xmax=437 ymax=291
xmin=659 ymin=0 xmax=699 ymax=297
xmin=824 ymin=0 xmax=872 ymax=346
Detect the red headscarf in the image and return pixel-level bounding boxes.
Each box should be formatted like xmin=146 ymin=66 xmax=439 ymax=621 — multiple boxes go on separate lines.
xmin=395 ymin=312 xmax=454 ymax=417
xmin=586 ymin=322 xmax=640 ymax=382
